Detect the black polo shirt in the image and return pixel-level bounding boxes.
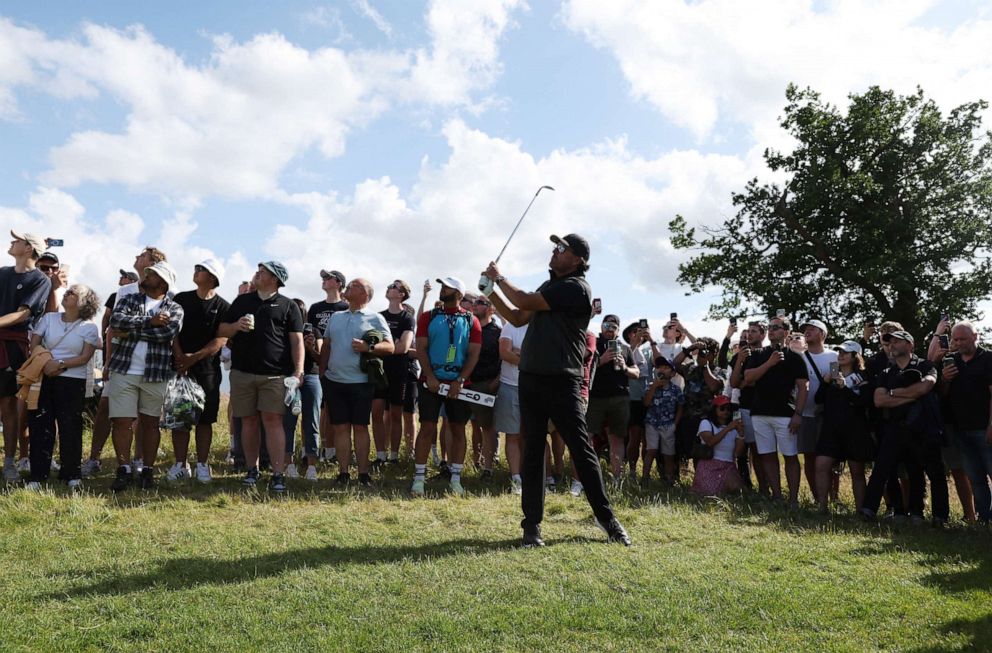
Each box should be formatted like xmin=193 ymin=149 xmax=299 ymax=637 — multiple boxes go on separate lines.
xmin=945 ymin=347 xmax=992 ymax=430
xmin=875 ymin=355 xmax=937 ymax=421
xmin=590 ymin=337 xmax=635 ymax=398
xmin=225 ymin=292 xmax=304 ymax=376
xmin=519 ymin=269 xmax=592 ymax=378
xmin=745 ymin=346 xmax=808 ymax=417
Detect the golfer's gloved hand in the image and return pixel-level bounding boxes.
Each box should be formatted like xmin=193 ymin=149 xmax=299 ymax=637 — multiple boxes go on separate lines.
xmin=479 ymin=275 xmax=495 ymax=296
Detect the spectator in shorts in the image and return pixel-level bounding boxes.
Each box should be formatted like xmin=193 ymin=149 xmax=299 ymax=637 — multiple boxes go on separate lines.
xmin=938 ymin=321 xmax=992 ymax=524
xmin=106 ymin=261 xmax=184 ymax=491
xmin=494 ymin=321 xmax=528 ymax=494
xmin=410 ymin=277 xmax=481 ymax=497
xmin=219 ymin=261 xmax=304 ymax=493
xmin=813 ymin=340 xmax=872 ymax=512
xmin=25 ymin=284 xmax=102 ymax=490
xmin=691 ymin=395 xmax=746 ymax=496
xmin=2 ymin=231 xmax=51 ymax=483
xmin=587 ymin=315 xmax=638 ymax=481
xmin=623 ymin=321 xmax=654 ymax=480
xmin=798 ymin=319 xmax=837 ymax=501
xmin=167 ymin=259 xmax=230 ymax=483
xmin=320 ymin=278 xmax=393 ymax=486
xmin=743 ymin=315 xmax=809 ymax=508
xmin=371 ymin=280 xmax=415 ymax=468
xmin=470 ymin=294 xmax=502 ymax=480
xmin=730 ymin=321 xmax=769 ymax=494
xmin=642 ymin=355 xmax=683 ymax=486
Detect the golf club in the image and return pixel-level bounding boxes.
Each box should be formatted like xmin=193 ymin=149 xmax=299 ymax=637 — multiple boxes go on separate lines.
xmin=479 ymin=185 xmax=555 ymax=291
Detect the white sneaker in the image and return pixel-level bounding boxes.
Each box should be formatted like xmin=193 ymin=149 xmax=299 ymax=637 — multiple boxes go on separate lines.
xmin=25 ymin=481 xmax=41 ymax=491
xmin=131 ymin=459 xmax=144 ymax=478
xmin=81 ymin=459 xmax=101 ymax=477
xmin=68 ymin=479 xmax=83 ymax=492
xmin=166 ymin=462 xmax=190 ymax=482
xmin=285 ymin=463 xmax=300 ymax=479
xmin=50 ymin=458 xmax=61 ymax=472
xmin=3 ymin=460 xmax=20 ymax=482
xmin=511 ymin=479 xmax=522 ymax=495
xmin=15 ymin=457 xmax=30 ymax=473
xmin=304 ymin=465 xmax=318 ymax=482
xmin=570 ymin=480 xmax=583 ymax=497
xmin=194 ymin=463 xmax=212 ymax=484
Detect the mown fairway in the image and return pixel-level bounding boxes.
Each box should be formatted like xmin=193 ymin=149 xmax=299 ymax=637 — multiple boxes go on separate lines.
xmin=2 ymin=450 xmax=991 ymax=653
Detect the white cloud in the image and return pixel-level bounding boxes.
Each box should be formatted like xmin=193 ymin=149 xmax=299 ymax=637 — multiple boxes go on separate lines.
xmin=561 ymin=0 xmax=992 ymax=141
xmin=351 ymin=0 xmax=393 ymax=37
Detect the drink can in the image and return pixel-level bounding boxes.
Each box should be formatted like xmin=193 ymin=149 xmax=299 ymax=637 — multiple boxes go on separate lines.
xmin=246 ymin=314 xmax=255 ymax=331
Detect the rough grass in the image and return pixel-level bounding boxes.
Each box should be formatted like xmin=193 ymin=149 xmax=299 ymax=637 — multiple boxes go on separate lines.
xmin=2 ymin=411 xmax=991 ymax=652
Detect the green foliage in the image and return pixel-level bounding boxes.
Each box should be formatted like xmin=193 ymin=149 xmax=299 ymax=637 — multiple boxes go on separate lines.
xmin=670 ymin=85 xmax=992 ymax=341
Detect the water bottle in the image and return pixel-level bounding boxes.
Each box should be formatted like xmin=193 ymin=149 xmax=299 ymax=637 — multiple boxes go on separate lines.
xmin=283 ymin=376 xmax=302 ymax=416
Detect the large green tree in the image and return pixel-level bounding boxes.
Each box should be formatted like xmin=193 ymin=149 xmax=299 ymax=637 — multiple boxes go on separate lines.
xmin=669 ymin=84 xmax=992 ymax=342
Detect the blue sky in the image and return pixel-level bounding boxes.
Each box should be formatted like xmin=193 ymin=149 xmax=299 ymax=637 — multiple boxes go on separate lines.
xmin=2 ymin=0 xmax=991 ymax=338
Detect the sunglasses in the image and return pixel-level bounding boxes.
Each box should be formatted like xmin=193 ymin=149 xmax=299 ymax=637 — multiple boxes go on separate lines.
xmin=194 ymin=264 xmax=207 ymax=273
xmin=39 ymin=265 xmax=58 ymax=272
xmin=553 ymin=243 xmax=567 ymax=254
xmin=602 ymin=323 xmax=619 ymax=330
xmin=474 ymin=299 xmax=491 ymax=306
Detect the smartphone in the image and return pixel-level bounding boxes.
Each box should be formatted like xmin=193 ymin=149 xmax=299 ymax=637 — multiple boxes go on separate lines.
xmin=592 ymin=298 xmax=602 ymax=315
xmin=670 ymin=312 xmax=678 ymax=320
xmin=45 ymin=238 xmax=64 ymax=247
xmin=729 ymin=317 xmax=737 ymax=326
xmin=939 ymin=334 xmax=949 ymax=349
xmin=943 ymin=356 xmax=956 ymax=369
xmin=941 ymin=312 xmax=949 ymax=323
xmin=732 ymin=409 xmax=741 ymax=422
xmin=303 ymin=323 xmax=314 ymax=336
xmin=638 ymin=318 xmax=648 ymax=329
xmin=829 ymin=361 xmax=839 ymax=377
xmin=776 ymin=308 xmax=786 ymax=317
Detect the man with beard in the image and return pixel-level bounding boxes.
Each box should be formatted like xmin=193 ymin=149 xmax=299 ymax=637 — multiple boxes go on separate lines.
xmin=106 ymin=261 xmax=184 ymax=491
xmin=481 ymin=234 xmax=631 ymax=547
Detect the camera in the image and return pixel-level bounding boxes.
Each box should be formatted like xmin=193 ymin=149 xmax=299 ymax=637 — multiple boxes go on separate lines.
xmin=639 ymin=318 xmax=648 ymax=329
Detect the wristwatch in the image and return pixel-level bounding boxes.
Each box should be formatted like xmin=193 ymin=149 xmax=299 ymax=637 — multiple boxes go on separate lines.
xmin=456 ymin=376 xmax=466 ymax=384
xmin=57 ymin=359 xmax=66 ymax=370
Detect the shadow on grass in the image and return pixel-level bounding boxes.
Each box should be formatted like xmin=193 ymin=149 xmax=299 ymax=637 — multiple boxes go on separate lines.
xmin=46 ymin=536 xmax=539 ymax=600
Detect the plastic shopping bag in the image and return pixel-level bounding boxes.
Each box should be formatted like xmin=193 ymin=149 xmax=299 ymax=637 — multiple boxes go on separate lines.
xmin=160 ymin=376 xmax=207 ymax=430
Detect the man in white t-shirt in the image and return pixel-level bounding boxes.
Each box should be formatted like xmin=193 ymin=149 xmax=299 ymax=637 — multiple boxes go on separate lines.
xmin=798 ymin=319 xmax=837 ymax=502
xmin=493 ymin=321 xmax=528 ymax=494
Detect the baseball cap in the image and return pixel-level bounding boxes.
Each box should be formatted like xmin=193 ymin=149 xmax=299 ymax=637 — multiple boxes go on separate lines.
xmin=550 ymin=233 xmax=591 ymax=261
xmin=653 ymin=355 xmax=674 ymax=369
xmin=800 ymin=319 xmax=828 ymax=335
xmin=197 ymin=257 xmax=225 ymax=286
xmin=320 ymin=269 xmax=346 ymax=284
xmin=144 ymin=261 xmax=177 ymax=290
xmin=835 ymin=340 xmax=863 ymax=354
xmin=259 ymin=261 xmax=289 ymax=287
xmin=712 ymin=395 xmax=732 ymax=407
xmin=602 ymin=314 xmax=620 ymax=328
xmin=10 ymin=230 xmax=47 ymax=258
xmin=38 ymin=251 xmax=60 ymax=264
xmin=881 ymin=330 xmax=915 ymax=344
xmin=436 ymin=277 xmax=466 ymax=295
xmin=119 ymin=268 xmax=139 ymax=282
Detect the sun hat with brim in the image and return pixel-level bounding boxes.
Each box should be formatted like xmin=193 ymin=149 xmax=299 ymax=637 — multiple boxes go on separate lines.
xmin=259 ymin=261 xmax=289 ymax=286
xmin=10 ymin=230 xmax=47 ymax=258
xmin=197 ymin=257 xmax=225 ymax=287
xmin=144 ymin=261 xmax=177 ymax=291
xmin=835 ymin=340 xmax=863 ymax=354
xmin=881 ymin=330 xmax=914 ymax=344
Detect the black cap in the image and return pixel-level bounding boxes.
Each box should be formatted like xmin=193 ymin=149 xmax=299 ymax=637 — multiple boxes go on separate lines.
xmin=119 ymin=268 xmax=139 ymax=282
xmin=550 ymin=233 xmax=591 ymax=261
xmin=38 ymin=251 xmax=59 ymax=264
xmin=320 ymin=269 xmax=346 ymax=284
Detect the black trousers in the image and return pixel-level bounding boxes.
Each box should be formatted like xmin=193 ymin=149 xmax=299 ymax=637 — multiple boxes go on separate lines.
xmin=519 ymin=372 xmax=615 ymax=529
xmin=864 ymin=421 xmax=949 ymax=519
xmin=28 ymin=376 xmax=86 ymax=482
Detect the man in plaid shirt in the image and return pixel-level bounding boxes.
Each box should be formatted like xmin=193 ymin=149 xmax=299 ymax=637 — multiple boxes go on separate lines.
xmin=107 ymin=261 xmax=184 ymax=491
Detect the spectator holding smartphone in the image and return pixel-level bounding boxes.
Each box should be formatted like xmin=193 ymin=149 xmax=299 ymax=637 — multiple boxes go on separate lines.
xmin=691 ymin=395 xmax=746 ymax=496
xmin=642 ymin=356 xmax=683 ymax=485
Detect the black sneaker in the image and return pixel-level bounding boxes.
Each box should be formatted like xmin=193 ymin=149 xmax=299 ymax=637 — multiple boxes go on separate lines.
xmin=243 ymin=467 xmax=260 ymax=488
xmin=111 ymin=466 xmax=131 ymax=493
xmin=595 ymin=517 xmax=632 ymax=547
xmin=480 ymin=469 xmax=494 ymax=483
xmin=269 ymin=473 xmax=287 ymax=493
xmin=430 ymin=461 xmax=451 ymax=481
xmin=370 ymin=459 xmax=386 ymax=473
xmin=357 ymin=473 xmax=372 ymax=487
xmin=335 ymin=472 xmax=351 ymax=486
xmin=138 ymin=467 xmax=155 ymax=490
xmin=327 ymin=455 xmax=338 ymax=465
xmin=522 ymin=524 xmax=545 ymax=548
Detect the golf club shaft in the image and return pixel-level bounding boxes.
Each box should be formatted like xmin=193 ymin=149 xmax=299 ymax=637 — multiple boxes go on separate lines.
xmin=493 ymin=185 xmax=554 ymax=264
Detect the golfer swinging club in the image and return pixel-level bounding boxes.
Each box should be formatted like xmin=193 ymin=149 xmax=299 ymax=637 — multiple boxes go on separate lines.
xmin=481 ymin=233 xmax=631 ymax=547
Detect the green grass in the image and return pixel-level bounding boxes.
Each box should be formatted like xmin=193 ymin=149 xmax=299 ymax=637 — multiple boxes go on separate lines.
xmin=2 ymin=418 xmax=991 ymax=651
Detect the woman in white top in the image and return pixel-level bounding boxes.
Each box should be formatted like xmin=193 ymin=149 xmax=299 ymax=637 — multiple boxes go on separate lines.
xmin=691 ymin=395 xmax=746 ymax=496
xmin=26 ymin=284 xmax=102 ymax=488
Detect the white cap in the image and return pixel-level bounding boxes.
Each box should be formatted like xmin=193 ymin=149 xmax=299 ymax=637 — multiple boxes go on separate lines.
xmin=198 ymin=257 xmax=225 ymax=286
xmin=800 ymin=319 xmax=828 ymax=335
xmin=10 ymin=230 xmax=47 ymax=257
xmin=436 ymin=277 xmax=466 ymax=295
xmin=144 ymin=261 xmax=178 ymax=290
xmin=835 ymin=340 xmax=863 ymax=354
